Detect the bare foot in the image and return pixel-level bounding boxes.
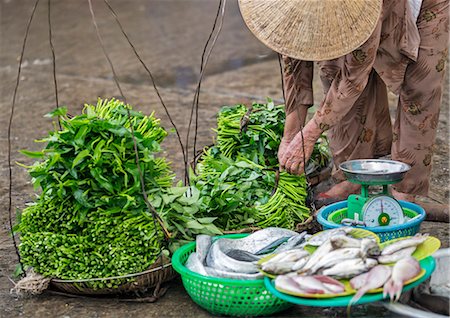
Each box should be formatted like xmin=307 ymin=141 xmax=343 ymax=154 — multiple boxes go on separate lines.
xmin=319 ymin=181 xmax=361 ymax=199
xmin=392 ymin=190 xmax=416 ymax=202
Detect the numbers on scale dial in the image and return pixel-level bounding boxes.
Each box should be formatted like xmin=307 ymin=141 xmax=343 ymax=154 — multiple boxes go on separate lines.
xmin=362 ymin=196 xmax=404 ymax=226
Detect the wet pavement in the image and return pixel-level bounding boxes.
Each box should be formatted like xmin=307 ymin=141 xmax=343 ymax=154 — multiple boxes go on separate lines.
xmin=0 ymin=0 xmax=448 ymax=317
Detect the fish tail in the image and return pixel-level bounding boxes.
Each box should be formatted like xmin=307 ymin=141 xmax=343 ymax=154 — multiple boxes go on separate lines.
xmin=350 ymin=287 xmax=367 ymax=305
xmin=393 ymin=280 xmax=404 ymax=302
xmin=383 ymin=279 xmax=392 ymax=300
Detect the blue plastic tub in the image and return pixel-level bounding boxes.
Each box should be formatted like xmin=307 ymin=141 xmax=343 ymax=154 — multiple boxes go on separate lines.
xmin=317 ymin=200 xmax=426 ymax=242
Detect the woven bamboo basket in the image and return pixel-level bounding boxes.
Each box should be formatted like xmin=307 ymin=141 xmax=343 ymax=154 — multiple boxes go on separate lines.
xmin=50 ymin=257 xmax=177 ymax=296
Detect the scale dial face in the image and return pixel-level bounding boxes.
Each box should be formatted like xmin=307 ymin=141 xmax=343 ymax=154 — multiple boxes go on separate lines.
xmin=362 ymin=196 xmax=404 ymax=226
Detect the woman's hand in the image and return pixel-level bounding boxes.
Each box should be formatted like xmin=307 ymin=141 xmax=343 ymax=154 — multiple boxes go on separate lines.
xmin=277 ymin=137 xmax=291 ymax=164
xmin=280 ymin=120 xmax=323 ymax=175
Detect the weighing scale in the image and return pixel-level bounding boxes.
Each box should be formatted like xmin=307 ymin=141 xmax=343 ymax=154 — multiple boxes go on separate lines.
xmin=339 ymin=159 xmax=411 ymax=227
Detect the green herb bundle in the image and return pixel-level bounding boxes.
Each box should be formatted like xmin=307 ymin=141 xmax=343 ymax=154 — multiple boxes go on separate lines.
xmin=17 ymin=98 xmax=172 ymax=287
xmin=215 ymin=100 xmax=285 ymax=168
xmin=192 ymin=100 xmax=318 ymax=231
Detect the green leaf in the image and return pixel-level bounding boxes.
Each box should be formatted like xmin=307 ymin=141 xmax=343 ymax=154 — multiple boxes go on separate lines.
xmin=45 ymin=107 xmax=67 ymax=118
xmin=72 ymin=149 xmax=91 ymax=168
xmin=19 ymin=150 xmax=44 ymax=158
xmin=197 ymin=217 xmax=217 ymax=224
xmin=185 ymin=220 xmax=204 ymax=230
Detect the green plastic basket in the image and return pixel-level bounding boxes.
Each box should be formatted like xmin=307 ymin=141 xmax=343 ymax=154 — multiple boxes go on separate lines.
xmin=171 ymin=234 xmax=292 ymax=317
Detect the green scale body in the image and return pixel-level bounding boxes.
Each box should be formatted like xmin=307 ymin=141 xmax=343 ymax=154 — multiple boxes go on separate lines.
xmin=347 ymin=181 xmax=404 ymax=226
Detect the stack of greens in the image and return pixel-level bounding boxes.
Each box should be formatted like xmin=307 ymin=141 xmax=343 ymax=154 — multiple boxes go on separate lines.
xmin=17 ymin=99 xmax=174 ymax=287
xmin=192 ymin=100 xmax=312 ymax=231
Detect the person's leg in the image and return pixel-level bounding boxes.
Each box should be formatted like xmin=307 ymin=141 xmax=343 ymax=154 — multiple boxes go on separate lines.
xmin=319 ymin=70 xmax=392 ymax=199
xmin=392 ymin=0 xmax=448 ymax=195
xmin=391 ymin=0 xmax=449 ymax=221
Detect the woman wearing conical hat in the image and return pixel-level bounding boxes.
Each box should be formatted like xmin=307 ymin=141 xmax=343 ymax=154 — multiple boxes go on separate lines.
xmin=239 ymin=0 xmax=449 ymax=221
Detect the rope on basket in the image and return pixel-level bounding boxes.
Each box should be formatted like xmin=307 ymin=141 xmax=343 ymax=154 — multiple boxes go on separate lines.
xmin=187 ymin=0 xmax=227 ymax=175
xmin=86 ymin=1 xmax=169 ymax=287
xmin=7 ymin=0 xmax=41 ymax=279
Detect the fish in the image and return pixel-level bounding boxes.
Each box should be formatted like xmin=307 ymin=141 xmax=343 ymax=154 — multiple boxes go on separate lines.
xmin=206 ymin=240 xmax=259 ymax=274
xmin=205 ymin=267 xmax=263 ymax=280
xmin=381 ymin=233 xmax=428 ymax=256
xmin=196 ymin=235 xmax=212 ymax=265
xmin=254 ymin=236 xmax=291 ymax=255
xmin=226 ymin=249 xmax=262 ymax=262
xmin=185 ymin=252 xmax=208 ymax=276
xmin=260 ymin=249 xmax=310 ymax=275
xmin=306 ymin=227 xmax=354 ymax=246
xmin=383 ymin=256 xmax=421 ymax=301
xmin=275 ymin=275 xmax=306 ymax=294
xmin=308 ymin=248 xmax=362 ymax=275
xmin=261 ymin=249 xmax=310 ymax=266
xmin=330 ymin=235 xmax=362 ymax=249
xmin=291 ymin=257 xmax=309 ymax=271
xmin=290 ymin=275 xmax=330 ymax=294
xmin=272 ymin=232 xmax=308 ymax=254
xmin=349 ymin=271 xmax=369 ymax=290
xmin=314 ymin=275 xmax=346 ymax=293
xmin=322 ymin=258 xmax=378 ymax=279
xmin=360 ymin=238 xmax=381 ymax=257
xmin=300 ymin=241 xmax=333 ymax=273
xmin=349 ymin=265 xmax=392 ymax=305
xmin=377 ymin=246 xmax=416 ymax=264
xmin=232 ymin=227 xmax=297 ymax=254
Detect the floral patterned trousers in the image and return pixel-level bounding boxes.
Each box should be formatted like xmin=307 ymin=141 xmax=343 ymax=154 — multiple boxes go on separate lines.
xmin=325 ymin=0 xmax=448 ymax=195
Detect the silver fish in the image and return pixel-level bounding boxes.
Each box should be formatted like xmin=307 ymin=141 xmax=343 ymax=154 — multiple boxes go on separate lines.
xmin=381 ymin=233 xmax=428 ymax=256
xmin=205 ymin=266 xmax=263 ymax=280
xmin=226 ymin=249 xmax=262 ymax=262
xmin=322 ymin=258 xmax=378 ymax=279
xmin=307 ymin=227 xmax=354 ymax=246
xmin=291 ymin=257 xmax=309 ymax=271
xmin=300 ymin=241 xmax=333 ymax=273
xmin=262 ymin=261 xmax=297 ymax=275
xmin=185 ymin=252 xmax=208 ymax=276
xmin=261 ymin=249 xmax=309 ymax=265
xmin=206 ymin=240 xmax=259 ymax=274
xmin=350 ymin=265 xmax=392 ymax=305
xmin=260 ymin=250 xmax=309 ymax=275
xmin=196 ymin=235 xmax=212 ymax=264
xmin=360 ymin=238 xmax=381 ymax=257
xmin=378 ymin=246 xmax=416 ymax=264
xmin=383 ymin=257 xmax=421 ymax=301
xmin=228 ymin=227 xmax=297 ymax=254
xmin=308 ymin=248 xmax=362 ymax=274
xmin=254 ymin=236 xmax=291 ymax=255
xmin=330 ymin=235 xmax=362 ymax=249
xmin=272 ymin=232 xmax=308 ymax=253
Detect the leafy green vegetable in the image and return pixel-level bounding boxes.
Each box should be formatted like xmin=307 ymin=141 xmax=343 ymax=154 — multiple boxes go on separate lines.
xmin=17 ymin=98 xmax=172 ymax=288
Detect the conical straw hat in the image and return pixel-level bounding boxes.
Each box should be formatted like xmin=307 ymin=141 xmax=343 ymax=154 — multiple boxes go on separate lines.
xmin=238 ymin=0 xmax=382 ymax=61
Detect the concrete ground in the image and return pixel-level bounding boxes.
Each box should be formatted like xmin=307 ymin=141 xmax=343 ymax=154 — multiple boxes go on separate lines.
xmin=0 ymin=0 xmax=448 ymax=317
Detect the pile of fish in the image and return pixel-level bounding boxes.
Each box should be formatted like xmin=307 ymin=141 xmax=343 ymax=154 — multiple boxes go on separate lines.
xmin=185 ymin=227 xmax=310 ymax=280
xmin=268 ymin=231 xmax=427 ymax=303
xmin=185 ymin=227 xmax=429 ymax=303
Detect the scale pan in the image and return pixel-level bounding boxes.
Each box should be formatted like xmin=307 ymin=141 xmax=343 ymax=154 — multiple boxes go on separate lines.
xmin=339 ymin=159 xmax=410 ymax=185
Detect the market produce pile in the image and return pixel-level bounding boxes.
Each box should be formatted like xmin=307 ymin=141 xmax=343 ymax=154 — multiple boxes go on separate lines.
xmin=16 ymin=98 xmax=329 ymax=288
xmin=17 ymin=99 xmax=173 ymax=287
xmin=192 ymin=100 xmax=324 ymax=231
